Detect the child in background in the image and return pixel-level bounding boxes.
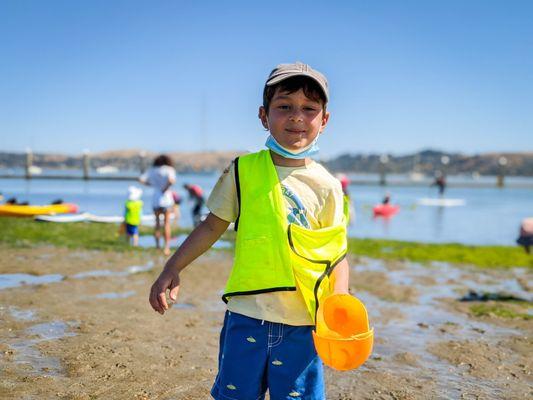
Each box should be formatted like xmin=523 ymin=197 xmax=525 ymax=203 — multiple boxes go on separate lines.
xmin=183 ymin=183 xmax=205 ymax=227
xmin=124 ymin=186 xmax=143 ymax=246
xmin=149 ymin=62 xmax=349 ymax=399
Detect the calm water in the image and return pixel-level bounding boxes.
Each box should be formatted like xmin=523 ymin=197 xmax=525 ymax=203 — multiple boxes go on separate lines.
xmin=1 ymin=174 xmax=532 ymax=246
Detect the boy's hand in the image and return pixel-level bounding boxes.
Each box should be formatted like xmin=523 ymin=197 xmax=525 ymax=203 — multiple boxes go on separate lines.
xmin=149 ymin=269 xmax=181 ymax=315
xmin=148 ymin=213 xmax=230 ymax=315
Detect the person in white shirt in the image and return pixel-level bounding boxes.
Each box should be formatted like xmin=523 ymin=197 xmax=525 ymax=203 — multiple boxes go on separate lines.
xmin=139 ymin=154 xmax=176 ymax=255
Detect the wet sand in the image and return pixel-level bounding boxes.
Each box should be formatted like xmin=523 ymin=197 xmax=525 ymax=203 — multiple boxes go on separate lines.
xmin=0 ymin=245 xmax=531 ymax=399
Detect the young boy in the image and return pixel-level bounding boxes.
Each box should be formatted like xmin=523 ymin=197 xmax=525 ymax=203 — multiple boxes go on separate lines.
xmin=123 ymin=186 xmax=143 ymax=246
xmin=149 ymin=62 xmax=349 ymax=399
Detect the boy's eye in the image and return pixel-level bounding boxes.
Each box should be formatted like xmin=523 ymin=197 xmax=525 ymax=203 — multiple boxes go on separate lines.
xmin=304 ymin=107 xmax=317 ymax=111
xmin=277 ymin=105 xmax=290 ymax=110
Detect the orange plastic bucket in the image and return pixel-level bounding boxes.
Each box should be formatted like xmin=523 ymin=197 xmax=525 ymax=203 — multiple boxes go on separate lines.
xmin=322 ymin=294 xmax=369 ymax=336
xmin=313 ymin=294 xmax=373 ymax=371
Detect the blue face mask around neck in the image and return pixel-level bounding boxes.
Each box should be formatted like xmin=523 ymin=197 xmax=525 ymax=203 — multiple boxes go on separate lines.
xmin=265 ymin=135 xmax=320 ymax=160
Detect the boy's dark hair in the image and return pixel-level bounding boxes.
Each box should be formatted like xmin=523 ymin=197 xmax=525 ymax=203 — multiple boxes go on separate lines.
xmin=153 ymin=154 xmax=173 ymax=167
xmin=263 ymin=76 xmax=327 ymax=114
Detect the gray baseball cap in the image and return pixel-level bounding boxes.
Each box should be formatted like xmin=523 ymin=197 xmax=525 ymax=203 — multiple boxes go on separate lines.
xmin=265 ymin=62 xmax=329 ymax=102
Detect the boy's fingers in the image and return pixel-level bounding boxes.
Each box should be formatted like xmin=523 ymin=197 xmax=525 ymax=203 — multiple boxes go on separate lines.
xmin=169 ymin=283 xmax=180 ymax=302
xmin=158 ymin=292 xmax=169 ymax=311
xmin=149 ymin=285 xmax=166 ymax=314
xmin=149 ymin=274 xmax=179 ymax=314
xmin=149 ymin=287 xmax=161 ymax=313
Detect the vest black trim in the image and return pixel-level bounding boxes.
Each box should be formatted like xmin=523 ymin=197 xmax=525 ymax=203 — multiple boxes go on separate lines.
xmin=233 ymin=156 xmax=241 ymax=232
xmin=287 ymin=224 xmax=347 ymax=322
xmin=222 ymin=286 xmax=297 ymax=303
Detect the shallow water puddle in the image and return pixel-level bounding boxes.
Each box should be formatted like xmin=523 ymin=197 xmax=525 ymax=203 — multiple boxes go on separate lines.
xmin=355 ymin=258 xmax=532 ymax=303
xmin=354 ymin=258 xmax=526 ymax=398
xmin=10 ymin=321 xmax=77 ymax=377
xmin=138 ymin=234 xmax=232 ymax=250
xmin=0 ymin=261 xmax=154 ymax=290
xmin=0 ymin=305 xmax=37 ymax=322
xmin=362 ymin=290 xmax=517 ymax=398
xmin=137 ymin=234 xmax=186 ymax=249
xmin=0 ymin=273 xmax=64 ymax=290
xmin=9 ymin=306 xmax=37 ymax=321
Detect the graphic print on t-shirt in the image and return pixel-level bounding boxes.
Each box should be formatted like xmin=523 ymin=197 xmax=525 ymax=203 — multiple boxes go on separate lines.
xmin=281 ymin=184 xmax=310 ymax=228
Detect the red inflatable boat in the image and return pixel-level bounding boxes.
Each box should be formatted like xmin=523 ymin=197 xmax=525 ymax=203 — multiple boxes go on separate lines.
xmin=373 ymin=204 xmax=400 ymax=217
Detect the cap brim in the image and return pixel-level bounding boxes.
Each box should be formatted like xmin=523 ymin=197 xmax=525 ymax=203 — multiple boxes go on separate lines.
xmin=266 ymin=72 xmax=328 ymax=101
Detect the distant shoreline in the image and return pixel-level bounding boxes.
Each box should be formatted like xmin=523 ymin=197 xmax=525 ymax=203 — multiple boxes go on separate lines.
xmin=1 ymin=149 xmax=532 ymax=176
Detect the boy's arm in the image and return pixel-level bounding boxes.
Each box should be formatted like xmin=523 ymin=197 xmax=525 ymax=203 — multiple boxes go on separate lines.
xmin=149 ymin=212 xmax=230 ymax=314
xmin=331 ymin=257 xmax=350 ymax=294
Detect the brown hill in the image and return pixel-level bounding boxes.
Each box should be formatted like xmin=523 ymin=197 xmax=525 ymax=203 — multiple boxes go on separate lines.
xmin=1 ymin=149 xmax=532 ymax=176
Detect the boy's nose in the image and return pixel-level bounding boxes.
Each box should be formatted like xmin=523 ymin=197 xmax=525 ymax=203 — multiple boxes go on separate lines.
xmin=289 ymin=110 xmax=304 ymax=122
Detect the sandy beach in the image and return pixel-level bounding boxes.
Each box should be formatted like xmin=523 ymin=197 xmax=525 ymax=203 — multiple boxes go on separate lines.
xmin=0 ymin=244 xmax=531 ymax=399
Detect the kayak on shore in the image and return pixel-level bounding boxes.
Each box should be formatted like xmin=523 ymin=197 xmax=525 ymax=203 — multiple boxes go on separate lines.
xmin=35 ymin=213 xmax=89 ymax=223
xmin=0 ymin=203 xmax=79 ymax=217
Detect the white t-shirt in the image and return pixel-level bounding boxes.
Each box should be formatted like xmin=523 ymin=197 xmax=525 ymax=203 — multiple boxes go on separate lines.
xmin=140 ymin=166 xmax=176 ymax=209
xmin=207 ymin=158 xmax=344 ymax=326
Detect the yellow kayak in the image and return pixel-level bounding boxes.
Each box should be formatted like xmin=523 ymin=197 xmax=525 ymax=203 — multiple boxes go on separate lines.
xmin=0 ymin=203 xmax=79 ymax=217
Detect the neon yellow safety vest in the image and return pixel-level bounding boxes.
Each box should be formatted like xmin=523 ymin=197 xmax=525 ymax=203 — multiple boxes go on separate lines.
xmin=223 ymin=150 xmax=347 ymax=323
xmin=125 ymin=200 xmax=143 ymax=226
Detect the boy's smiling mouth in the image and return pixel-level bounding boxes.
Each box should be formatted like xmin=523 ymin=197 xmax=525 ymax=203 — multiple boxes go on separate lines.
xmin=285 ymin=128 xmax=307 ymax=134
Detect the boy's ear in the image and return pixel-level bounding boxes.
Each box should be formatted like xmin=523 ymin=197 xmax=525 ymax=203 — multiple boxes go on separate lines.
xmin=319 ymin=111 xmax=330 ymax=133
xmin=258 ymin=106 xmax=269 ymax=130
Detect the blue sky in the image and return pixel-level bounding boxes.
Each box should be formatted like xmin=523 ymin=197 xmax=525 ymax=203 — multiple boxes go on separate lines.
xmin=1 ymin=0 xmax=532 ymax=157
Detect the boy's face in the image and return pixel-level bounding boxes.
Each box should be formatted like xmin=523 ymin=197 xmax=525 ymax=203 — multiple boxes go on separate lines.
xmin=259 ymin=88 xmax=330 ymax=153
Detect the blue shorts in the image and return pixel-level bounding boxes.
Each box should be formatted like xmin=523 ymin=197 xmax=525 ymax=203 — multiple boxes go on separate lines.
xmin=125 ymin=224 xmax=139 ymax=235
xmin=153 ymin=206 xmax=171 ymax=214
xmin=211 ymin=311 xmax=325 ymax=400
xmin=517 ymin=235 xmax=533 ymax=246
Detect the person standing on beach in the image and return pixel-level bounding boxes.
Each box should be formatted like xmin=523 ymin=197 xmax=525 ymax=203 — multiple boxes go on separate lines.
xmin=139 ymin=154 xmax=176 ymax=256
xmin=183 ymin=183 xmax=205 ymax=227
xmin=149 ymin=62 xmax=349 ymax=399
xmin=517 ymin=217 xmax=533 ymax=254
